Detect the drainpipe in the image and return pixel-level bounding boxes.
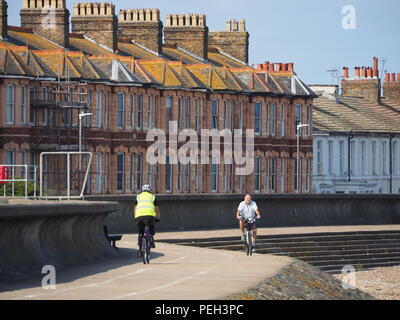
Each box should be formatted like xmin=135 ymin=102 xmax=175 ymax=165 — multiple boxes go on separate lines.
xmin=390 ymin=134 xmax=394 ymax=194
xmin=348 ymin=134 xmax=354 ymax=182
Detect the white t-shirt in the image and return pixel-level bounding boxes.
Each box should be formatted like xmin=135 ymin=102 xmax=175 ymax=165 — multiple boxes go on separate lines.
xmin=237 ymin=201 xmax=258 ymax=219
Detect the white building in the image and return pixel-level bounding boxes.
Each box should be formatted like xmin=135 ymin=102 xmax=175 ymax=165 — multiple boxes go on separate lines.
xmin=311 ymin=79 xmax=400 ymax=194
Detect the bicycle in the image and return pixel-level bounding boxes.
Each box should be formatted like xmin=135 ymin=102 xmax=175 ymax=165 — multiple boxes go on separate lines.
xmin=243 ymin=217 xmax=256 ymax=256
xmin=138 ymin=218 xmax=159 ymax=264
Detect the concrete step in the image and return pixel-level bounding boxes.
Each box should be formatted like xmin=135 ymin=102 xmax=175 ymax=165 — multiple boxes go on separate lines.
xmin=257 ymin=247 xmax=400 ymax=257
xmin=325 ymin=260 xmax=400 ymax=274
xmin=300 ymin=252 xmax=400 ymax=264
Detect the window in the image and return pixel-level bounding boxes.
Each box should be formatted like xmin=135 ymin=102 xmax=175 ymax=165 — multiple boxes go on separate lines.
xmin=185 ymin=97 xmax=190 ymax=129
xmin=21 ymin=151 xmax=27 ymax=179
xmin=104 ymin=92 xmax=109 ymax=129
xmin=195 ymin=159 xmax=201 ymax=192
xmin=223 ymin=101 xmax=228 ymax=129
xmin=21 ymin=86 xmax=26 ymax=124
xmin=96 ymin=91 xmax=102 ymax=128
xmin=184 ymin=164 xmax=190 ymax=192
xmin=382 ymin=141 xmax=388 ymax=175
xmin=148 ymin=95 xmax=153 ymax=129
xmin=372 ymin=141 xmax=377 ymax=175
xmin=116 ymin=153 xmax=124 ymax=192
xmin=194 ymin=98 xmax=199 ymax=131
xmin=271 ymin=103 xmax=276 ymax=136
xmin=178 ymin=97 xmax=183 ymax=129
xmin=306 ymin=159 xmax=311 ymax=192
xmin=117 ymin=93 xmax=125 ymax=128
xmin=350 ymin=140 xmax=356 ymax=175
xmin=316 ymin=140 xmax=322 ymax=175
xmin=254 ymin=157 xmax=261 ymax=192
xmin=103 ymin=153 xmax=108 ymax=193
xmin=165 ymin=155 xmax=172 ymax=192
xmin=165 ymin=96 xmax=173 ymax=130
xmin=129 ymin=94 xmax=135 ymax=128
xmin=280 ymin=104 xmax=286 ymax=137
xmin=6 ymin=84 xmax=14 ymax=124
xmin=230 ymin=101 xmax=234 ymax=130
xmin=393 ymin=141 xmax=398 ymax=175
xmin=339 ymin=141 xmax=345 ymax=175
xmin=96 ymin=153 xmax=102 ymax=193
xmin=136 ymin=153 xmax=143 ymax=191
xmin=328 ymin=140 xmax=333 ymax=175
xmin=254 ymin=103 xmax=261 ymax=135
xmin=211 ymin=156 xmax=218 ymax=192
xmin=211 ymin=100 xmax=218 ymax=129
xmin=85 ymin=90 xmax=91 ymax=127
xmin=224 ymin=164 xmax=228 ymax=192
xmin=266 ymin=103 xmax=270 ymax=136
xmin=361 ymin=141 xmax=367 ymax=175
xmin=239 ymin=102 xmax=243 ymax=130
xmin=271 ymin=157 xmax=276 ymax=192
xmin=177 ymin=163 xmax=182 ymax=191
xmin=266 ymin=157 xmax=270 ymax=192
xmin=306 ymin=104 xmax=312 ymax=136
xmin=29 ymin=87 xmax=35 ymax=124
xmin=280 ymin=158 xmax=285 ymax=193
xmin=295 ymin=157 xmax=302 ymax=192
xmin=147 ymin=164 xmax=153 ymax=188
xmin=137 ymin=94 xmax=143 ymax=129
xmin=30 ymin=151 xmax=36 ymax=180
xmin=130 ymin=154 xmax=135 ymax=192
xmin=295 ymin=104 xmax=302 ymax=136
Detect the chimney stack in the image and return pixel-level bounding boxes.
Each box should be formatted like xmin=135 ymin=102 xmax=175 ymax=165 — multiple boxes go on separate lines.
xmin=373 ymin=57 xmax=379 ymax=78
xmin=208 ymin=18 xmax=249 ymax=64
xmin=118 ymin=9 xmax=163 ymax=55
xmin=72 ymin=2 xmax=118 ymax=52
xmin=0 ymin=0 xmax=7 ymax=40
xmin=383 ymin=71 xmax=400 ymax=100
xmin=164 ymin=13 xmax=209 ymax=60
xmin=342 ymin=58 xmax=381 ymax=103
xmin=20 ymin=0 xmax=69 ymax=48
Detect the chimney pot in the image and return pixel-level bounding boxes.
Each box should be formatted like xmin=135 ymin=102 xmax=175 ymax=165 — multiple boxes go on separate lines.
xmin=392 ymin=73 xmax=396 ymax=83
xmin=355 ymin=67 xmax=360 ymax=78
xmin=373 ymin=57 xmax=379 ymax=78
xmin=367 ymin=67 xmax=373 ymax=78
xmin=343 ymin=67 xmax=349 ymax=78
xmin=398 ymin=74 xmax=400 ymax=83
xmin=385 ymin=73 xmax=391 ymax=83
xmin=362 ymin=67 xmax=367 ymax=78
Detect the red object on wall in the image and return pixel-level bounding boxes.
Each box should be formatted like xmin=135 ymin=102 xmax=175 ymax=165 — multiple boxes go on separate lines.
xmin=0 ymin=166 xmax=10 ymax=184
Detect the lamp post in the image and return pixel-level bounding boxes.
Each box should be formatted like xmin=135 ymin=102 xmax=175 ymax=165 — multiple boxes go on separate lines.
xmin=296 ymin=123 xmax=309 ymax=194
xmin=78 ymin=112 xmax=92 ymax=173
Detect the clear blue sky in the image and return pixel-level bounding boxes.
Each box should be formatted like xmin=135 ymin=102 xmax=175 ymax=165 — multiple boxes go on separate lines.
xmin=6 ymin=0 xmax=400 ymax=84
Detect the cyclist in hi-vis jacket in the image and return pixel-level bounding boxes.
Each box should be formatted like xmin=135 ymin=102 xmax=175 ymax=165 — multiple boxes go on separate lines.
xmin=134 ymin=185 xmax=161 ymax=249
xmin=236 ymin=194 xmax=261 ymax=251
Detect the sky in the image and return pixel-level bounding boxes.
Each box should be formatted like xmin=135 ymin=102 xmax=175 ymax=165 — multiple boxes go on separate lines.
xmin=6 ymin=0 xmax=400 ymax=84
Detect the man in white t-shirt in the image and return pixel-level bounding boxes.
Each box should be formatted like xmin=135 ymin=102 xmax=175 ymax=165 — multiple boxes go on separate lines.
xmin=236 ymin=194 xmax=261 ymax=250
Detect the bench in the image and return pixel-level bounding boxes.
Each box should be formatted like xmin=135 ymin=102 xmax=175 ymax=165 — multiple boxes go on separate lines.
xmin=103 ymin=226 xmax=123 ymax=249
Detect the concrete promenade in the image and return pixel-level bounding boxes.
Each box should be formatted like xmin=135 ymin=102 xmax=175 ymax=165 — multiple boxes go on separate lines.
xmin=0 ymin=235 xmax=291 ymax=300
xmin=1 ymin=225 xmax=400 ymax=300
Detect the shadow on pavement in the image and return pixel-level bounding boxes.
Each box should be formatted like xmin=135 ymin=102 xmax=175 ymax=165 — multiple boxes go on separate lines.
xmin=0 ymin=247 xmax=164 ymax=294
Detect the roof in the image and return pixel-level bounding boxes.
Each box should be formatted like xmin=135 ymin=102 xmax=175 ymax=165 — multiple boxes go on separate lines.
xmin=0 ymin=27 xmax=315 ymax=97
xmin=313 ymin=95 xmax=400 ymax=134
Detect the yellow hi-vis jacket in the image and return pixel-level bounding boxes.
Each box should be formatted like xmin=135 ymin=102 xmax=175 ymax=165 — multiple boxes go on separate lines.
xmin=135 ymin=192 xmax=156 ymax=218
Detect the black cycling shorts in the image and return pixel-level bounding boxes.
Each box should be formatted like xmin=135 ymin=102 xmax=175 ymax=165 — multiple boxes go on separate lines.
xmin=135 ymin=216 xmax=156 ymax=236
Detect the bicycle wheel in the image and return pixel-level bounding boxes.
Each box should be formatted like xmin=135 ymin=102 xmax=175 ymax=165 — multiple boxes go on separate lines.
xmin=247 ymin=232 xmax=253 ymax=256
xmin=142 ymin=237 xmax=148 ymax=264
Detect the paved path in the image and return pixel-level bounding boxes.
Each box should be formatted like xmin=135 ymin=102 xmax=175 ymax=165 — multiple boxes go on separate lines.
xmin=157 ymin=225 xmax=400 ymax=241
xmin=0 ymin=235 xmax=291 ymax=300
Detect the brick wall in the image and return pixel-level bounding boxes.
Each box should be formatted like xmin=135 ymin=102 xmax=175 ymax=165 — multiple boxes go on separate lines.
xmin=341 ymin=78 xmax=380 ymax=103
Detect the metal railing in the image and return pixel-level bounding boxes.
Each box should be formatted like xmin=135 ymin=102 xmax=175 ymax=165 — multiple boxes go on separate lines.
xmin=0 ymin=165 xmax=37 ymax=199
xmin=39 ymin=152 xmax=92 ymax=200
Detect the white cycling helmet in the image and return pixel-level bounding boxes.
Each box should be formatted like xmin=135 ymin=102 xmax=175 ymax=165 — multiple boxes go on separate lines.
xmin=142 ymin=184 xmax=151 ymax=192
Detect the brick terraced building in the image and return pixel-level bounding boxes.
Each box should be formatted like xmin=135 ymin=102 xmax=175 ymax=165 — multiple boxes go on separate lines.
xmin=0 ymin=0 xmax=315 ymax=196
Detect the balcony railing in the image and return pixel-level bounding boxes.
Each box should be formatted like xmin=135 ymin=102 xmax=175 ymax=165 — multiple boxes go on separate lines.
xmin=30 ymin=92 xmax=87 ymax=109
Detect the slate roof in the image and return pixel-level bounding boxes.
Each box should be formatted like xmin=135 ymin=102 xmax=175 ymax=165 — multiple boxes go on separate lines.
xmin=313 ymin=95 xmax=400 ymax=134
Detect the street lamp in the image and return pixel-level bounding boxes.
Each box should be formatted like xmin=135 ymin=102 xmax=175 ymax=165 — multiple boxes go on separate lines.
xmin=78 ymin=112 xmax=92 ymax=173
xmin=296 ymin=123 xmax=309 ymax=194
